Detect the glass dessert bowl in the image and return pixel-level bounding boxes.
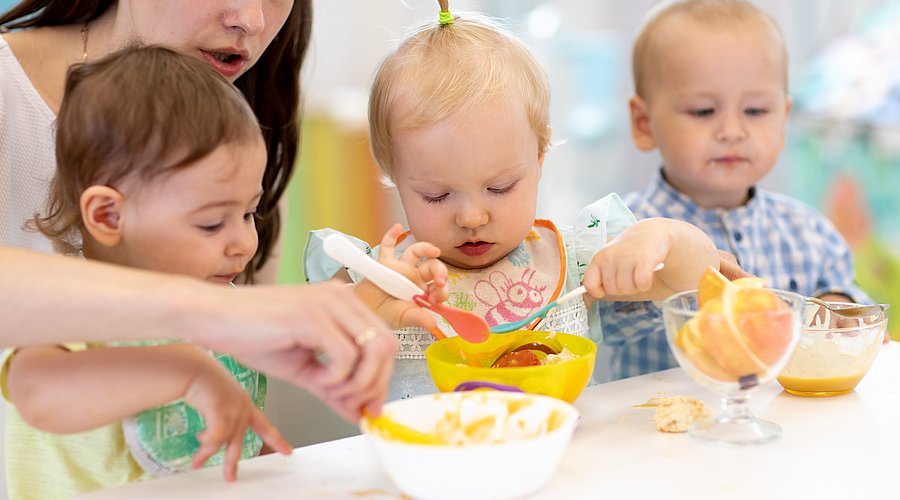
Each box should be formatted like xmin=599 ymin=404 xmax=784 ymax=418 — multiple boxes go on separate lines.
xmin=663 ymin=271 xmax=803 ymax=446
xmin=777 ymin=301 xmax=888 ymax=396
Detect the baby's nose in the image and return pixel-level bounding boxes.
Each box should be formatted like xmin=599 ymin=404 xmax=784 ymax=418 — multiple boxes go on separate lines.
xmin=455 ymin=203 xmax=489 ymax=229
xmin=715 ymin=113 xmax=747 ymax=142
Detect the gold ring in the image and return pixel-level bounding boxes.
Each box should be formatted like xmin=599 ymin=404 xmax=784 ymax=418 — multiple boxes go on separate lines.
xmin=354 ymin=327 xmax=378 ymax=347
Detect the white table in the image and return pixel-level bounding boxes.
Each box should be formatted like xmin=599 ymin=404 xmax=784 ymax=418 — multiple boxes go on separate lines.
xmin=85 ymin=343 xmax=900 ymax=499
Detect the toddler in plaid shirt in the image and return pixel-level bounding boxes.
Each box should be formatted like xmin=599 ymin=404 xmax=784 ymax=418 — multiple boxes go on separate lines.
xmin=597 ymin=0 xmax=872 ymax=381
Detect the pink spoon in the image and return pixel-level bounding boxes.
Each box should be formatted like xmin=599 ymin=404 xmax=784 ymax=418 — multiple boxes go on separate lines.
xmin=322 ymin=234 xmax=490 ymax=343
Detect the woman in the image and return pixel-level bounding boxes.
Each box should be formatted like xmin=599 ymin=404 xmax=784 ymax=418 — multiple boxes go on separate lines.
xmin=0 ymin=0 xmax=396 ymax=422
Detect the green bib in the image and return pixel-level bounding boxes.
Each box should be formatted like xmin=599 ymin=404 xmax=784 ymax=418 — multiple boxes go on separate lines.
xmin=114 ymin=340 xmax=266 ymax=476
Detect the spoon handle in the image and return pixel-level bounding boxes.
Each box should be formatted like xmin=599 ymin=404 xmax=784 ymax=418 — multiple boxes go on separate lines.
xmin=555 ymin=285 xmax=587 ymax=305
xmin=323 ymin=234 xmax=422 ymax=301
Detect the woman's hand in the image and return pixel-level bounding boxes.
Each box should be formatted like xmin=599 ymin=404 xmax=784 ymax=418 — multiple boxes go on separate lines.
xmin=192 ymin=281 xmax=399 ymax=422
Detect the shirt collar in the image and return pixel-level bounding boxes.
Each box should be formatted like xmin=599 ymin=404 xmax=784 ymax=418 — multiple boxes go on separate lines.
xmin=650 ymin=167 xmax=761 ymax=217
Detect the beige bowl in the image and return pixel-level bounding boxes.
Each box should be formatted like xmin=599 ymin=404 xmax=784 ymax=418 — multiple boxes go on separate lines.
xmin=777 ymin=301 xmax=888 ymax=396
xmin=360 ymin=391 xmax=578 ymax=500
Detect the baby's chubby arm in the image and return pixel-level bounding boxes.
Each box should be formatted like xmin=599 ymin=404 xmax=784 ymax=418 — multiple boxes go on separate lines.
xmin=7 ymin=343 xmax=291 ymax=481
xmin=582 ymin=218 xmax=719 ymax=302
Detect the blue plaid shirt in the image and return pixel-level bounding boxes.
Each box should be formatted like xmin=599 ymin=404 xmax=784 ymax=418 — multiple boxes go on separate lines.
xmin=598 ymin=168 xmax=871 ymax=381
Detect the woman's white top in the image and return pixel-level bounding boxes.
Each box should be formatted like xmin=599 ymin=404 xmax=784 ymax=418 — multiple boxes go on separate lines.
xmin=0 ymin=33 xmax=58 ymax=254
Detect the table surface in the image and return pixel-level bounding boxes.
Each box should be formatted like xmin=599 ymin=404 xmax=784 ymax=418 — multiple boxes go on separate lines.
xmin=84 ymin=342 xmax=900 ymax=500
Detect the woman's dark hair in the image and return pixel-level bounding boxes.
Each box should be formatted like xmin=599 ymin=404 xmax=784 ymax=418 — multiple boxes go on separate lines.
xmin=1 ymin=0 xmax=313 ymax=282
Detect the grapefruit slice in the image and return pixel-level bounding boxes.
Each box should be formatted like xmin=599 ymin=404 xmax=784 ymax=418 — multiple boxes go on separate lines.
xmin=732 ymin=288 xmax=792 ymax=365
xmin=697 ymin=266 xmax=765 ymax=307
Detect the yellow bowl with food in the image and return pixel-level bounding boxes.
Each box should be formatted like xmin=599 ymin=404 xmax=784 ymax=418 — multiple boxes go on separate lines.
xmin=777 ymin=301 xmax=888 ymax=396
xmin=425 ymin=330 xmax=595 ymax=403
xmin=361 ymin=391 xmax=579 ymax=500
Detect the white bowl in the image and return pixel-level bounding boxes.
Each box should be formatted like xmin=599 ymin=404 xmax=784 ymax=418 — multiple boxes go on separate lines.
xmin=360 ymin=391 xmax=579 ymax=500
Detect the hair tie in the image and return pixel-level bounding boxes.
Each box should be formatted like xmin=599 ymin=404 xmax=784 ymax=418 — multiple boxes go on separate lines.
xmin=438 ymin=0 xmax=453 ymax=25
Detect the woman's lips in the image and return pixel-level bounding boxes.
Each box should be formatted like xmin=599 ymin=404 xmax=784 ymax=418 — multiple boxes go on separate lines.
xmin=456 ymin=241 xmax=494 ymax=257
xmin=200 ymin=50 xmax=247 ymax=79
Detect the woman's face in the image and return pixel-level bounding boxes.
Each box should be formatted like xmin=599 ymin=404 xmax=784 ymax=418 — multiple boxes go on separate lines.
xmin=119 ymin=0 xmax=294 ymax=80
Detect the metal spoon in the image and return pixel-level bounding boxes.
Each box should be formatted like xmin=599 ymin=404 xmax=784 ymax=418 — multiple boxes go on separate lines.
xmin=806 ymin=296 xmax=890 ymax=319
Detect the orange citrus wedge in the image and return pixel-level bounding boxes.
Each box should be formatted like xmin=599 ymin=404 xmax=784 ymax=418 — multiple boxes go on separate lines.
xmin=697 ymin=266 xmax=765 ymax=307
xmin=731 ymin=288 xmax=792 ymax=365
xmin=677 ymin=267 xmax=785 ymax=382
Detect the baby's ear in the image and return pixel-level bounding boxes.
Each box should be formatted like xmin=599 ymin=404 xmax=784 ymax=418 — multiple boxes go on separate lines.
xmin=80 ymin=185 xmax=125 ymax=247
xmin=629 ymin=95 xmax=656 ymax=151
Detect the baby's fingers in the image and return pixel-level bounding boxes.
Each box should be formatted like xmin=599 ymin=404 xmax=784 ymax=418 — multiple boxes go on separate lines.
xmin=581 ymin=265 xmax=606 ymax=299
xmin=630 ymin=262 xmax=656 ymax=293
xmin=378 ymin=224 xmax=404 ymax=262
xmin=419 ymin=261 xmax=449 ymax=302
xmin=399 ymin=241 xmax=441 ymax=265
xmin=250 ymin=408 xmax=292 ymax=456
xmin=192 ymin=426 xmax=226 ymax=471
xmin=221 ymin=429 xmax=245 ymax=482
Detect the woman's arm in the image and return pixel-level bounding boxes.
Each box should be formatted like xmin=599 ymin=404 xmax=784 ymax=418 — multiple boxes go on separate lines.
xmin=0 ymin=247 xmax=209 ymax=346
xmin=0 ymin=246 xmax=398 ymax=422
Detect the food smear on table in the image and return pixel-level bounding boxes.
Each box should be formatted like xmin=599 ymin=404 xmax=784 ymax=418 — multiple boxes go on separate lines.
xmin=675 ymin=267 xmax=793 ymax=382
xmin=635 ymin=395 xmax=711 ymax=433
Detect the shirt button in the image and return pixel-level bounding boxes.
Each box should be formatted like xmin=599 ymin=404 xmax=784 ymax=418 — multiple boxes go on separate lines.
xmin=733 ymin=231 xmax=743 ymax=242
xmin=789 ymin=279 xmax=798 ymax=291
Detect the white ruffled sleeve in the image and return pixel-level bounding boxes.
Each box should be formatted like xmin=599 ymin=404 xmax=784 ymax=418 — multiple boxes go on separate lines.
xmin=561 ymin=193 xmax=638 ymax=343
xmin=303 ymin=228 xmax=373 ymax=284
xmin=566 ymin=193 xmax=637 ymax=285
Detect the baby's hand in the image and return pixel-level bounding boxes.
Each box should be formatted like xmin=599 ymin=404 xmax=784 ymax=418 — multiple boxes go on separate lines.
xmin=717 ymin=250 xmax=754 ymax=280
xmin=182 ymin=350 xmax=291 ymax=481
xmin=355 ymin=224 xmax=449 ymax=331
xmin=582 ymin=219 xmax=670 ymax=299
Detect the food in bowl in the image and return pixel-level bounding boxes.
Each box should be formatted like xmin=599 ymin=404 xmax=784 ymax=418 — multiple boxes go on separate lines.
xmin=426 ymin=331 xmax=595 ymax=403
xmin=361 ymin=391 xmax=579 ymax=500
xmin=777 ymin=301 xmax=887 ymax=396
xmin=674 ymin=268 xmax=796 ymax=382
xmin=490 ymin=340 xmax=577 ymax=368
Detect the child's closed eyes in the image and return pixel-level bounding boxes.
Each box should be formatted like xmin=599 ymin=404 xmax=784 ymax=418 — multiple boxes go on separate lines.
xmin=197 ymin=208 xmax=259 ymax=234
xmin=418 ymin=180 xmax=519 ymax=204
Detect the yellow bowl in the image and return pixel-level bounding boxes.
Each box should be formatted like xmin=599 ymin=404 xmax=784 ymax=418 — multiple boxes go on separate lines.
xmin=777 ymin=301 xmax=888 ymax=396
xmin=425 ymin=330 xmax=595 ymax=403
